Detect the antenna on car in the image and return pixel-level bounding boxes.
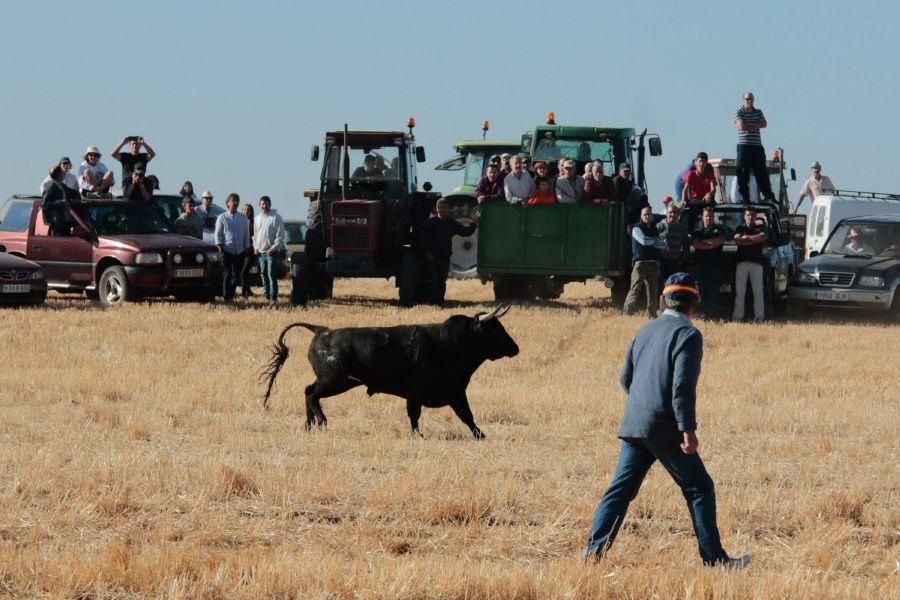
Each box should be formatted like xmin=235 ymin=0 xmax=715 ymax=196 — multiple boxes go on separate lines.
xmin=342 ymin=124 xmax=349 ymax=202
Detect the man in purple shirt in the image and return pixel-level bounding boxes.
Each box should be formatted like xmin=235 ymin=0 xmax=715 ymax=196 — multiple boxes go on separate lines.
xmin=420 ymin=198 xmax=477 ymax=304
xmin=475 ymin=163 xmax=504 ymax=203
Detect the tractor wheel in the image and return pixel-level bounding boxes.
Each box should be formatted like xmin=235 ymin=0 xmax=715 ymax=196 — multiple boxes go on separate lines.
xmin=492 ymin=275 xmax=531 ymax=302
xmin=398 ymin=250 xmax=418 ymax=307
xmin=610 ymin=278 xmax=629 ymax=309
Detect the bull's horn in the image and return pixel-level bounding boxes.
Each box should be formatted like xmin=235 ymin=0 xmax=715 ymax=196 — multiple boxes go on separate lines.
xmin=496 ymin=304 xmax=511 ymax=319
xmin=478 ymin=305 xmax=502 ymax=321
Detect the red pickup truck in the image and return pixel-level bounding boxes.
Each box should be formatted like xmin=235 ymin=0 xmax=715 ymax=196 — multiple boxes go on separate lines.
xmin=0 ymin=195 xmax=221 ymax=306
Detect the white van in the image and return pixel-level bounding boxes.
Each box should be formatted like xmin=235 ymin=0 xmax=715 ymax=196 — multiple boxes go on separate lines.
xmin=806 ymin=191 xmax=900 ymax=257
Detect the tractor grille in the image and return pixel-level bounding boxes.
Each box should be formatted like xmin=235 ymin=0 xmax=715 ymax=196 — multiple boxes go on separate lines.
xmin=333 ymin=203 xmax=371 ymax=218
xmin=818 ymin=272 xmax=854 ymax=287
xmin=332 ymin=227 xmax=373 ymax=251
xmin=0 ymin=270 xmax=29 ymax=282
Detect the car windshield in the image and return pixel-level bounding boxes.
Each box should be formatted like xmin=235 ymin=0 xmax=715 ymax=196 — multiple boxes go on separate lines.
xmin=149 ymin=195 xmax=187 ymax=224
xmin=694 ymin=209 xmax=773 ymax=241
xmin=822 ymin=222 xmax=900 ymax=256
xmin=284 ymin=222 xmax=306 ymax=244
xmin=718 ymin=170 xmax=781 ymax=203
xmin=324 ymin=145 xmax=401 ymax=181
xmin=86 ymin=202 xmax=172 ymax=235
xmin=532 ymin=137 xmax=615 ymax=170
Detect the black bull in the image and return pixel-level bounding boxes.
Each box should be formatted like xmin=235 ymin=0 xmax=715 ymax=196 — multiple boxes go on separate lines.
xmin=260 ymin=306 xmax=519 ymax=439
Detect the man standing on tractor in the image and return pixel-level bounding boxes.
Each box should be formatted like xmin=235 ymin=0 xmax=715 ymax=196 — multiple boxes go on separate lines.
xmin=420 ymin=198 xmax=477 ymax=305
xmin=796 ymin=161 xmax=836 ymax=210
xmin=734 ymin=92 xmax=775 ymax=203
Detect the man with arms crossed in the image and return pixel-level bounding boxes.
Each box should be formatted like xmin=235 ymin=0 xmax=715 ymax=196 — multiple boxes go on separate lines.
xmin=584 ymin=273 xmax=749 ymax=569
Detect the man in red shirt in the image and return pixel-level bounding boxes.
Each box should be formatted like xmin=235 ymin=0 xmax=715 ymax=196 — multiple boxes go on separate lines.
xmin=681 ymin=152 xmax=717 ymax=208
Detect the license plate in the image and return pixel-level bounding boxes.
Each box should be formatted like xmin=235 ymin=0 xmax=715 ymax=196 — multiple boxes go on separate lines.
xmin=175 ymin=268 xmax=204 ymax=278
xmin=720 ymin=283 xmax=732 ymax=293
xmin=1 ymin=284 xmax=30 ymax=293
xmin=815 ymin=291 xmax=848 ymax=301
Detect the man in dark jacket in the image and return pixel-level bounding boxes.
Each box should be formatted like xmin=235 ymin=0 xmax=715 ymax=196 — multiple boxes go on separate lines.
xmin=475 ymin=163 xmax=504 ymax=203
xmin=420 ymin=198 xmax=477 ymax=304
xmin=624 ymin=206 xmax=665 ymax=317
xmin=41 ymin=165 xmax=81 ymax=235
xmin=585 ymin=273 xmax=749 ymax=569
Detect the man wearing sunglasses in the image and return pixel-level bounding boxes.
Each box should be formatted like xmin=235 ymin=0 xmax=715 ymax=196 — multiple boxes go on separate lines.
xmin=734 ymin=92 xmax=775 ymax=204
xmin=78 ymin=146 xmax=114 ymax=196
xmin=39 ymin=157 xmax=79 ymax=194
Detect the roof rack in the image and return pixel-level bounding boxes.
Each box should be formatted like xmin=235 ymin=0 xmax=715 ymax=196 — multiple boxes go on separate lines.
xmin=831 ymin=189 xmax=900 ymax=201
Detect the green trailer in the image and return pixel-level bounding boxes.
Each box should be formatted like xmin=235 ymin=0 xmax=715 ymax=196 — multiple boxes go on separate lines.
xmin=435 ymin=138 xmax=522 ymax=278
xmin=476 ymin=118 xmax=662 ymax=304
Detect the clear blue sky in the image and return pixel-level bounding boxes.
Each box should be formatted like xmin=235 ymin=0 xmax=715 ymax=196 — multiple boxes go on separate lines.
xmin=2 ymin=1 xmax=898 ymax=220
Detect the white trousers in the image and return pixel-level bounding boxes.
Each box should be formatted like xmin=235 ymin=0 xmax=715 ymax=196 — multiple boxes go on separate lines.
xmin=733 ymin=261 xmax=764 ymax=322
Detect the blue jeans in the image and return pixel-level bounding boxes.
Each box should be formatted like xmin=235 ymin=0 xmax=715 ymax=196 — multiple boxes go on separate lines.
xmin=257 ymin=253 xmax=281 ymax=300
xmin=693 ymin=263 xmax=722 ymax=319
xmin=585 ymin=438 xmax=729 ymax=565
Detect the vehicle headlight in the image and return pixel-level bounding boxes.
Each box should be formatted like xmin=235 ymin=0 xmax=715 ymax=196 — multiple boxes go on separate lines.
xmin=795 ymin=270 xmax=817 ymax=284
xmin=135 ymin=252 xmax=163 ymax=265
xmin=196 ymin=252 xmax=205 ymax=264
xmin=859 ymin=275 xmax=885 ymax=288
xmin=30 ymin=269 xmax=44 ymax=280
xmin=206 ymin=251 xmax=222 ymax=264
xmin=173 ymin=253 xmax=183 ymax=265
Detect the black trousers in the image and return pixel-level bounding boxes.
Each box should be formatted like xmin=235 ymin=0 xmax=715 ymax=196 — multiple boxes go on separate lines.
xmin=427 ymin=257 xmax=451 ymax=304
xmin=222 ymin=252 xmax=243 ymax=299
xmin=736 ymin=144 xmax=774 ymax=202
xmin=240 ymin=251 xmax=255 ymax=296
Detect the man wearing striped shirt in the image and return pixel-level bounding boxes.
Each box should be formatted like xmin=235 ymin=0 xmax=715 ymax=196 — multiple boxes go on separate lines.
xmin=734 ymin=92 xmax=775 ymax=204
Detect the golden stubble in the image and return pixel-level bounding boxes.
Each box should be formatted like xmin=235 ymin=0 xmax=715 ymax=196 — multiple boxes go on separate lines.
xmin=0 ymin=279 xmax=897 ymax=598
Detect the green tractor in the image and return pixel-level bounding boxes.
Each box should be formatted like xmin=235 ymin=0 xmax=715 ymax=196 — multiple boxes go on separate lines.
xmin=434 ymin=123 xmax=521 ymax=278
xmin=477 ymin=115 xmax=663 ymax=305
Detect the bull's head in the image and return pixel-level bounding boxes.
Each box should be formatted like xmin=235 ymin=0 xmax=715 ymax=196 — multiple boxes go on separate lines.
xmin=474 ymin=305 xmax=519 ymax=360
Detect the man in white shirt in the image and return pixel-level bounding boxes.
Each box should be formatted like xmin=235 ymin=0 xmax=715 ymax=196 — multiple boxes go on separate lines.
xmin=555 ymin=159 xmax=585 ymax=203
xmin=39 ymin=157 xmax=79 ymax=194
xmin=253 ymin=195 xmax=285 ymax=303
xmin=796 ymin=161 xmax=836 ymax=210
xmin=503 ymin=155 xmax=535 ymax=204
xmin=78 ymin=146 xmax=114 ymax=195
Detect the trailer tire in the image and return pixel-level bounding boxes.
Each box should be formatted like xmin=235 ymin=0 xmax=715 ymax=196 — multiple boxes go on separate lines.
xmin=398 ymin=250 xmax=418 ymax=307
xmin=492 ymin=275 xmax=531 ymax=302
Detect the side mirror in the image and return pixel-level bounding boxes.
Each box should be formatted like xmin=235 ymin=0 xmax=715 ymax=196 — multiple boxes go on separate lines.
xmin=415 ymin=146 xmax=426 ymax=163
xmin=809 ymin=250 xmax=819 ymax=258
xmin=423 ymin=182 xmax=433 ymax=192
xmin=0 ymin=244 xmax=6 ymax=253
xmin=648 ymin=137 xmax=663 ymax=157
xmin=790 ymin=168 xmax=796 ymax=181
xmin=310 ymin=145 xmax=320 ymax=161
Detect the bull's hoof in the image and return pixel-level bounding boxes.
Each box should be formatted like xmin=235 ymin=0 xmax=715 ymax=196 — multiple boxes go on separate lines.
xmin=411 ymin=428 xmax=425 ymax=439
xmin=472 ymin=428 xmax=485 ymax=440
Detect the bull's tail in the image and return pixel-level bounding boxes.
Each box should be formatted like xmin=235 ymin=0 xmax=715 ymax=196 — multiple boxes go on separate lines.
xmin=259 ymin=322 xmax=326 ymax=408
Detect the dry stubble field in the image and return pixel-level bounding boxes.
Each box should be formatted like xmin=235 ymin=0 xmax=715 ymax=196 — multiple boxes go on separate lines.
xmin=0 ymin=278 xmax=898 ymax=599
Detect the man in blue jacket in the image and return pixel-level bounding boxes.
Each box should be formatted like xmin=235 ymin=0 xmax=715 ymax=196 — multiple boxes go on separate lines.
xmin=585 ymin=273 xmax=749 ymax=569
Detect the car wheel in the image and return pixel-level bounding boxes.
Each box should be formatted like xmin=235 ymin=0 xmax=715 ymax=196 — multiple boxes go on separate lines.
xmin=98 ymin=266 xmax=131 ymax=307
xmin=398 ymin=249 xmax=418 ymax=307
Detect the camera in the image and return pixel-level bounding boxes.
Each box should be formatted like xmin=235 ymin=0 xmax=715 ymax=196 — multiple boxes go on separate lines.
xmin=128 ymin=135 xmax=140 ymax=143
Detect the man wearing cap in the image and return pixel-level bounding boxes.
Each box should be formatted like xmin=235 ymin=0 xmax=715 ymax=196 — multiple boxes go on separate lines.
xmin=123 ymin=166 xmax=153 ymax=202
xmin=39 ymin=157 xmax=79 ymax=194
xmin=503 ymin=156 xmax=535 ymax=204
xmin=78 ymin=146 xmax=114 ymax=195
xmin=555 ymin=159 xmax=584 ymax=203
xmin=585 ymin=272 xmax=749 ymax=570
xmin=41 ymin=165 xmax=82 ymax=236
xmin=624 ymin=206 xmax=666 ymax=317
xmin=111 ymin=136 xmax=156 ymax=184
xmin=195 ymin=191 xmax=215 ymax=220
xmin=352 ymin=155 xmax=381 ymax=179
xmin=499 ymin=153 xmax=512 ymax=177
xmin=614 ymin=163 xmax=649 ymax=225
xmin=691 ymin=207 xmax=726 ymax=319
xmin=796 ymin=162 xmax=836 ymax=210
xmin=174 ymin=196 xmax=204 ymax=239
xmin=475 ymin=163 xmax=505 ymax=204
xmin=735 ymin=92 xmax=775 ymax=203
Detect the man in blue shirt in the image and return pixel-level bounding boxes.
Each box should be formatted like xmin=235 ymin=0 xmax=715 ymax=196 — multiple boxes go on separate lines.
xmin=214 ymin=193 xmax=251 ymax=300
xmin=585 ymin=273 xmax=749 ymax=569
